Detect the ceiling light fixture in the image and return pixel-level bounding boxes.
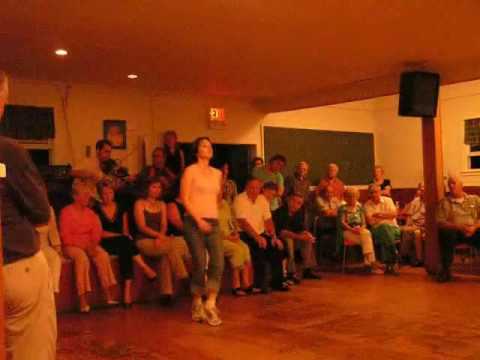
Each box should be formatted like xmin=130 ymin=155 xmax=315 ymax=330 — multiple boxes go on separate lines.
xmin=127 ymin=74 xmax=139 ymax=79
xmin=55 ymin=49 xmax=68 ymax=56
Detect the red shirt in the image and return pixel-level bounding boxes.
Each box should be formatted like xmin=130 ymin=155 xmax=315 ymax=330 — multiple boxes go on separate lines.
xmin=318 ymin=177 xmax=345 ymax=199
xmin=59 ymin=205 xmax=102 ymax=249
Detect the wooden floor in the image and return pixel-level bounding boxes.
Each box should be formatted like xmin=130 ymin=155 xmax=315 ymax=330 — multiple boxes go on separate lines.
xmin=57 ymin=267 xmax=480 ymax=360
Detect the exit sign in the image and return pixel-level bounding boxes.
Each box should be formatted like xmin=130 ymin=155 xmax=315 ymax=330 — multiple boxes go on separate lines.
xmin=209 ymin=108 xmax=225 ymax=121
xmin=209 ymin=108 xmax=226 ymax=129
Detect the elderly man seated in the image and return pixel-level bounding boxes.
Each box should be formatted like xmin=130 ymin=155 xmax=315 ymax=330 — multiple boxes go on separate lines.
xmin=273 ymin=192 xmax=321 ymax=283
xmin=315 ymin=185 xmax=342 ymax=260
xmin=364 ymin=184 xmax=400 ymax=275
xmin=234 ymin=177 xmax=289 ymax=292
xmin=400 ymin=183 xmax=425 ymax=267
xmin=436 ymin=176 xmax=480 ymax=282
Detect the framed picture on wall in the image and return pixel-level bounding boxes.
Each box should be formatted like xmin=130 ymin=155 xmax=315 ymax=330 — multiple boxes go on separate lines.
xmin=103 ymin=119 xmax=127 ymax=149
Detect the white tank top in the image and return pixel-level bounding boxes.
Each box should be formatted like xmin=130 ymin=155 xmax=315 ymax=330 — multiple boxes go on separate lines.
xmin=187 ymin=164 xmax=221 ymax=219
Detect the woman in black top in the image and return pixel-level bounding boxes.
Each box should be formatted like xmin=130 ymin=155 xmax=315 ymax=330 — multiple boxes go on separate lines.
xmin=372 ymin=165 xmax=392 ymax=197
xmin=163 ymin=130 xmax=185 ymax=177
xmin=95 ymin=181 xmax=157 ymax=307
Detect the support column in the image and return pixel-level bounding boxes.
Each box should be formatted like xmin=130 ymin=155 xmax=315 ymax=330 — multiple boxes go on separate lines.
xmin=422 ymin=116 xmax=444 ymax=274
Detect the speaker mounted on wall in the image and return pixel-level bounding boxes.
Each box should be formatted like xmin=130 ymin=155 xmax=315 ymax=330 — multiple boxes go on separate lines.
xmin=398 ymin=71 xmax=440 ymax=117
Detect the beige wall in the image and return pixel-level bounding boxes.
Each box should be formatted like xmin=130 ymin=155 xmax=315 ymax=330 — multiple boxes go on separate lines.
xmin=7 ymin=78 xmax=265 ymax=174
xmin=7 ymin=76 xmax=480 ymax=188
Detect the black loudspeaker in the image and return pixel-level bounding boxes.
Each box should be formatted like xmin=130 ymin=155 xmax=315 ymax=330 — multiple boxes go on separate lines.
xmin=398 ymin=71 xmax=440 ymax=117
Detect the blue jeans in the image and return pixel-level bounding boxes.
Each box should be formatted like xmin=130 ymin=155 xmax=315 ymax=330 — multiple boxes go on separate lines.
xmin=183 ymin=216 xmax=224 ymax=295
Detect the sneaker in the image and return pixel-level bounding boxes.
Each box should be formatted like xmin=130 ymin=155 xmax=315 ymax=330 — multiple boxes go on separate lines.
xmin=106 ymin=300 xmax=120 ymax=306
xmin=204 ymin=305 xmax=222 ymax=326
xmin=384 ymin=264 xmax=400 ymax=276
xmin=272 ymin=282 xmax=290 ymax=292
xmin=191 ymin=302 xmax=206 ymax=323
xmin=303 ymin=269 xmax=322 ymax=280
xmin=244 ymin=286 xmax=262 ymax=295
xmin=286 ymin=274 xmax=301 ymax=285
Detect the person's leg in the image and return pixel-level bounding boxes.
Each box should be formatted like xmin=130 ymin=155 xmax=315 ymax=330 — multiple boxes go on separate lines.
xmin=101 ymin=237 xmax=134 ymax=305
xmin=136 ymin=238 xmax=174 ymax=295
xmin=241 ymin=232 xmax=266 ymax=290
xmin=64 ymin=246 xmax=92 ymax=310
xmin=265 ymin=235 xmax=287 ymax=290
xmin=4 ymin=251 xmax=57 ymax=360
xmin=183 ymin=217 xmax=207 ymax=297
xmin=284 ymin=237 xmax=296 ymax=278
xmin=438 ymin=228 xmax=462 ymax=280
xmin=89 ymin=246 xmax=117 ymax=303
xmin=400 ymin=227 xmax=415 ymax=263
xmin=204 ymin=221 xmax=224 ymax=301
xmin=239 ymin=240 xmax=253 ymax=289
xmin=371 ymin=225 xmax=398 ymax=266
xmin=224 ymin=239 xmax=245 ymax=293
xmin=343 ymin=229 xmax=365 ymax=262
xmin=414 ymin=229 xmax=424 ymax=264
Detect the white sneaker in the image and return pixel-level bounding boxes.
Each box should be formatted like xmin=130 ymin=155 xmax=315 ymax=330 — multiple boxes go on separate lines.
xmin=204 ymin=305 xmax=222 ymax=326
xmin=191 ymin=302 xmax=206 ymax=323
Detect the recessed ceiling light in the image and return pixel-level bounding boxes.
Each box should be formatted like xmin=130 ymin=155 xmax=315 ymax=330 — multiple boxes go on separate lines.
xmin=55 ymin=49 xmax=68 ymax=56
xmin=127 ymin=74 xmax=139 ymax=79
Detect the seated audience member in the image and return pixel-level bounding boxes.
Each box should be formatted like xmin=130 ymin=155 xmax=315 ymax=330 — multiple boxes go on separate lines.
xmin=252 ymin=154 xmax=287 ymax=211
xmin=221 ymin=162 xmax=238 ymax=205
xmin=251 ymin=157 xmax=264 ymax=171
xmin=436 ymin=176 xmax=480 ymax=282
xmin=72 ymin=139 xmax=129 ymax=197
xmin=94 ymin=181 xmax=157 ymax=307
xmin=234 ymin=177 xmax=288 ymax=292
xmin=400 ymin=183 xmax=425 ymax=266
xmin=134 ymin=177 xmax=189 ymax=302
xmin=284 ymin=161 xmax=311 ymax=201
xmin=372 ymin=165 xmax=392 ymax=197
xmin=262 ymin=181 xmax=279 ymax=210
xmin=137 ymin=147 xmax=174 ymax=190
xmin=315 ymin=185 xmax=342 ymax=259
xmin=219 ymin=196 xmax=253 ymax=296
xmin=273 ymin=192 xmax=321 ymax=283
xmin=364 ymin=184 xmax=400 ymax=275
xmin=60 ymin=183 xmax=118 ymax=313
xmin=163 ymin=130 xmax=185 ymax=178
xmin=36 ymin=206 xmax=62 ymax=293
xmin=337 ymin=188 xmax=383 ymax=274
xmin=316 ymin=163 xmax=345 ymax=200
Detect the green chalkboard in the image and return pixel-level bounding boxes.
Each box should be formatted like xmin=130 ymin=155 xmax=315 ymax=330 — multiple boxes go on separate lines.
xmin=263 ymin=126 xmax=374 ymax=185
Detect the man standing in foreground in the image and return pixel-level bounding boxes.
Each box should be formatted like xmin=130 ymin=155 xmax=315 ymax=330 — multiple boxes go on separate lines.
xmin=0 ymin=71 xmax=56 ymax=359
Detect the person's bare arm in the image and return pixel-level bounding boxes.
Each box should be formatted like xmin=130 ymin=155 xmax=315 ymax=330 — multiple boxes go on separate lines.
xmin=167 ymin=202 xmax=184 ymax=232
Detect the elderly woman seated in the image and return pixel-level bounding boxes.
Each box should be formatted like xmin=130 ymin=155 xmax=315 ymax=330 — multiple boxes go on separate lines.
xmin=60 ymin=182 xmax=117 ymax=313
xmin=400 ymin=183 xmax=425 ymax=266
xmin=337 ymin=188 xmax=383 ymax=274
xmin=364 ymin=184 xmax=400 ymax=275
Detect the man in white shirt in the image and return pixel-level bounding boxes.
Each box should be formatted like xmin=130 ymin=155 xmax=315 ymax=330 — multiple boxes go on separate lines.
xmin=234 ymin=177 xmax=288 ymax=292
xmin=364 ymin=184 xmax=400 ymax=275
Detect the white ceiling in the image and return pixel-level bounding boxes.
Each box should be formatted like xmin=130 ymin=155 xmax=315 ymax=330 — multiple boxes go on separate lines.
xmin=1 ymin=1 xmax=480 ymax=110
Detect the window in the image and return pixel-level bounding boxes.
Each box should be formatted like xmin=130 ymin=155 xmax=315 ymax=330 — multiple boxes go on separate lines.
xmin=468 ymin=145 xmax=480 ymax=170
